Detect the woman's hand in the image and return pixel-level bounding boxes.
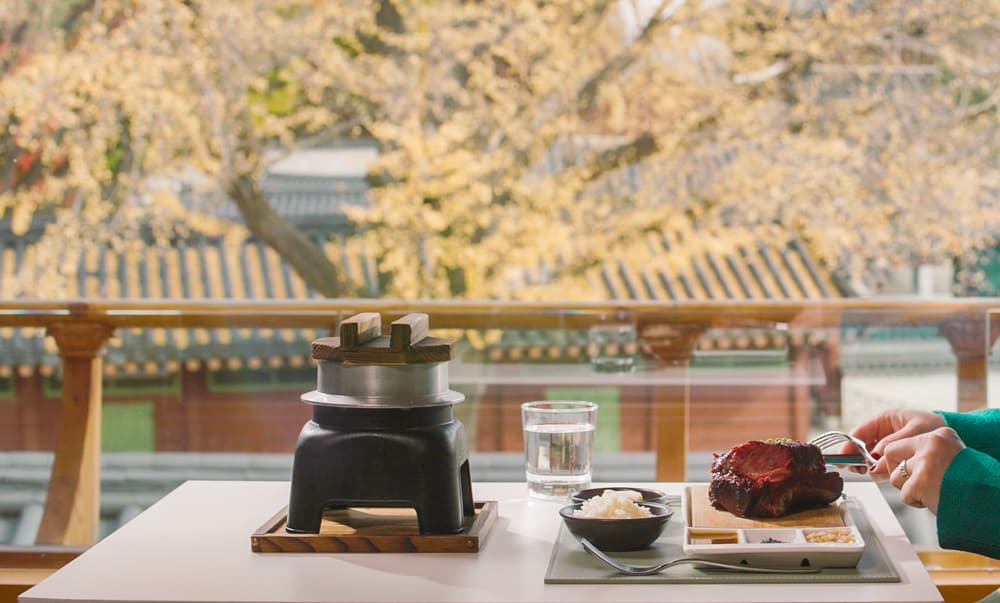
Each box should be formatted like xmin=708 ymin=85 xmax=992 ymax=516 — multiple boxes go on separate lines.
xmin=878 ymin=427 xmax=966 ymax=513
xmin=843 ymin=408 xmax=945 ymax=475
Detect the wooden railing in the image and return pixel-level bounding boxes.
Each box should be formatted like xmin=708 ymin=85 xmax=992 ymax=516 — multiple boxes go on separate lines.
xmin=2 ymin=297 xmax=1000 ymax=602
xmin=3 ymin=297 xmax=1000 ymax=545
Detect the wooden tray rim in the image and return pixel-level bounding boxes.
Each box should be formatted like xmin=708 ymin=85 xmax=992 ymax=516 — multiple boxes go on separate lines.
xmin=251 ymin=500 xmax=498 ymax=554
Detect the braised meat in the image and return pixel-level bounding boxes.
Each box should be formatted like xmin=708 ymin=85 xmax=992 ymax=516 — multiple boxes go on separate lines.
xmin=709 ymin=440 xmax=843 ymax=518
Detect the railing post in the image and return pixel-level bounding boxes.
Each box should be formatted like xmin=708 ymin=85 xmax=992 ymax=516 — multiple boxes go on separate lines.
xmin=35 ymin=322 xmax=114 ymax=546
xmin=639 ymin=322 xmax=705 ymax=482
xmin=787 ymin=341 xmax=812 ymax=441
xmin=938 ymin=320 xmax=1000 ymax=413
xmin=814 ymin=336 xmax=843 ymax=423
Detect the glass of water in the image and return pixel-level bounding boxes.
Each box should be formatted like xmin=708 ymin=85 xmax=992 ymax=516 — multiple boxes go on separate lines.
xmin=521 ymin=401 xmax=598 ymax=500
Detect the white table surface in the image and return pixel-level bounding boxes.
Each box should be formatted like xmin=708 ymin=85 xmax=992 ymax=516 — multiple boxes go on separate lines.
xmin=20 ymin=480 xmax=943 ymax=603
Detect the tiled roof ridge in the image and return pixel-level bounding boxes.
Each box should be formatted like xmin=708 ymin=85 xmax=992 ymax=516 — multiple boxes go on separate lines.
xmin=583 ymin=219 xmax=841 ymax=302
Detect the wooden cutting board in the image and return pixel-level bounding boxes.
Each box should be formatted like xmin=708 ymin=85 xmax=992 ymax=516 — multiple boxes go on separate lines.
xmin=687 ymin=484 xmax=845 ymax=529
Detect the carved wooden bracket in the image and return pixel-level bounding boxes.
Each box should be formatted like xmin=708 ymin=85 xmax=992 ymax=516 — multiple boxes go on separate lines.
xmin=938 ymin=319 xmax=1000 ymax=359
xmin=47 ymin=322 xmax=114 ymax=358
xmin=638 ymin=322 xmax=706 ymax=364
xmin=937 ymin=319 xmax=1000 ymax=412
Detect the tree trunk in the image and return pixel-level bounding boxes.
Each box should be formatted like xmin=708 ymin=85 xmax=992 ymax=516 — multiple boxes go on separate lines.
xmin=228 ymin=173 xmax=350 ymax=298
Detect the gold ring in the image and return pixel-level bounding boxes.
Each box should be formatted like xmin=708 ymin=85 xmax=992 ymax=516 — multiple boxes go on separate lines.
xmin=899 ymin=457 xmax=910 ymax=480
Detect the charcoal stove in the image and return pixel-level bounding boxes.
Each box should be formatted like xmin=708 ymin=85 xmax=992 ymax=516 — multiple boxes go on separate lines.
xmin=286 ymin=312 xmax=475 ymax=535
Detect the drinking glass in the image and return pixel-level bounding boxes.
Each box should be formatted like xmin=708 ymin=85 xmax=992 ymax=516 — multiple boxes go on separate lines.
xmin=521 ymin=400 xmax=598 ymax=499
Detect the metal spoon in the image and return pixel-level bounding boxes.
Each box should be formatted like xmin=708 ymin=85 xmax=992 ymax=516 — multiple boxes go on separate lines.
xmin=580 ymin=538 xmax=822 ymax=575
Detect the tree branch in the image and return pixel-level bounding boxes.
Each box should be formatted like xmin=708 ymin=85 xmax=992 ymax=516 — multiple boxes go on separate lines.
xmin=583 ymin=132 xmax=660 ymax=182
xmin=732 ymin=61 xmax=788 ymax=85
xmin=228 ymin=172 xmax=351 ymax=298
xmin=577 ymin=0 xmax=678 ymax=113
xmin=226 ymin=113 xmax=351 ymax=298
xmin=957 ymin=88 xmax=1000 ymax=121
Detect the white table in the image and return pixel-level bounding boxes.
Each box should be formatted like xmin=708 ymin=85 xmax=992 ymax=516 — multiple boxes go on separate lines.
xmin=20 ymin=481 xmax=943 ymax=603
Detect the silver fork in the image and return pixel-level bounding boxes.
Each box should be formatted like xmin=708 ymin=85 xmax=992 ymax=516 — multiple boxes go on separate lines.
xmin=809 ymin=430 xmax=879 ymax=467
xmin=580 ymin=538 xmax=821 ymax=575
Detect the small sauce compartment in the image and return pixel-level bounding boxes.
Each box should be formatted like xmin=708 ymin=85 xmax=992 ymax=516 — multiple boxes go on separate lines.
xmin=802 ymin=527 xmax=860 ymax=544
xmin=743 ymin=528 xmax=799 ymax=545
xmin=687 ymin=528 xmax=740 ymax=545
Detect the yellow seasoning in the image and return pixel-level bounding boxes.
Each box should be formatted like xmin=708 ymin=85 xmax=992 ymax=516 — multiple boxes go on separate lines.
xmin=689 ymin=529 xmax=739 ymax=545
xmin=805 ymin=528 xmax=856 ymax=543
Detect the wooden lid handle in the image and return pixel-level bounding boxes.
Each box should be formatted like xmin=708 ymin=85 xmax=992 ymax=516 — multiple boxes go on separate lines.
xmin=339 ymin=312 xmax=382 ymax=350
xmin=311 ymin=312 xmax=454 ymax=364
xmin=390 ymin=313 xmax=429 ymax=351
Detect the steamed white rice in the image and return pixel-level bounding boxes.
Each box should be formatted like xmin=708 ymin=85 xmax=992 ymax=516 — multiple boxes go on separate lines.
xmin=573 ymin=489 xmax=652 ymax=519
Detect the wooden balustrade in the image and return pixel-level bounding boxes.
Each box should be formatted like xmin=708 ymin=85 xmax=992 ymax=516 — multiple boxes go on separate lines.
xmin=1 ymin=298 xmax=999 ymax=589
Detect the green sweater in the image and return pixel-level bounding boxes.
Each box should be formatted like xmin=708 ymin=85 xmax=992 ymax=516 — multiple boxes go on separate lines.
xmin=935 ymin=409 xmax=1000 ymax=559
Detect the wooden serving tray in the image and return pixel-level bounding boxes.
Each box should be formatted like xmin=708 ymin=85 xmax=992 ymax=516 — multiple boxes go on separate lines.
xmin=688 ymin=484 xmax=845 ymax=528
xmin=251 ymin=501 xmax=498 ymax=553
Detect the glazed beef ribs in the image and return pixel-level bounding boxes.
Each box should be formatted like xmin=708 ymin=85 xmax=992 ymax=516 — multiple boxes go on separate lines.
xmin=709 ymin=440 xmax=843 ymax=518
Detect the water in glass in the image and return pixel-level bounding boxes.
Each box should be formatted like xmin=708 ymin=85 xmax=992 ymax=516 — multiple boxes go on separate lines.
xmin=522 ymin=401 xmax=597 ymax=499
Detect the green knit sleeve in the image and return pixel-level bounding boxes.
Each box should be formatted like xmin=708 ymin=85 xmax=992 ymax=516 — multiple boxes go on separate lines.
xmin=936 ymin=409 xmax=1000 ymax=462
xmin=936 ymin=447 xmax=1000 ymax=559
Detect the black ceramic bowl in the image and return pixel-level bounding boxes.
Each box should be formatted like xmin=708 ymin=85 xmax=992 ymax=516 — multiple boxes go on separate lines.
xmin=571 ymin=486 xmax=668 ymax=506
xmin=559 ymin=502 xmax=673 ymax=551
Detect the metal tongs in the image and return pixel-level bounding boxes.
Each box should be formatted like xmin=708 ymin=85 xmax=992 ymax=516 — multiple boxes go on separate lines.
xmin=809 ymin=431 xmax=879 ymax=468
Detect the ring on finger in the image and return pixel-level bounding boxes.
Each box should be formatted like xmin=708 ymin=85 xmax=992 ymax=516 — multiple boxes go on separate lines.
xmin=899 ymin=457 xmax=910 ymax=480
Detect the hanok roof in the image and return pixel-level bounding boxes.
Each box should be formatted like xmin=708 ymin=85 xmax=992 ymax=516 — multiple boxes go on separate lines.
xmin=592 ymin=224 xmax=838 ymax=301
xmin=0 ymin=232 xmax=379 ymax=378
xmin=0 ymin=222 xmax=839 ymax=374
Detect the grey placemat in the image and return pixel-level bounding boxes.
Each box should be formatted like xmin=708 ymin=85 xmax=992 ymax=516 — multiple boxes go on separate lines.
xmin=545 ymin=498 xmax=900 ymax=584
